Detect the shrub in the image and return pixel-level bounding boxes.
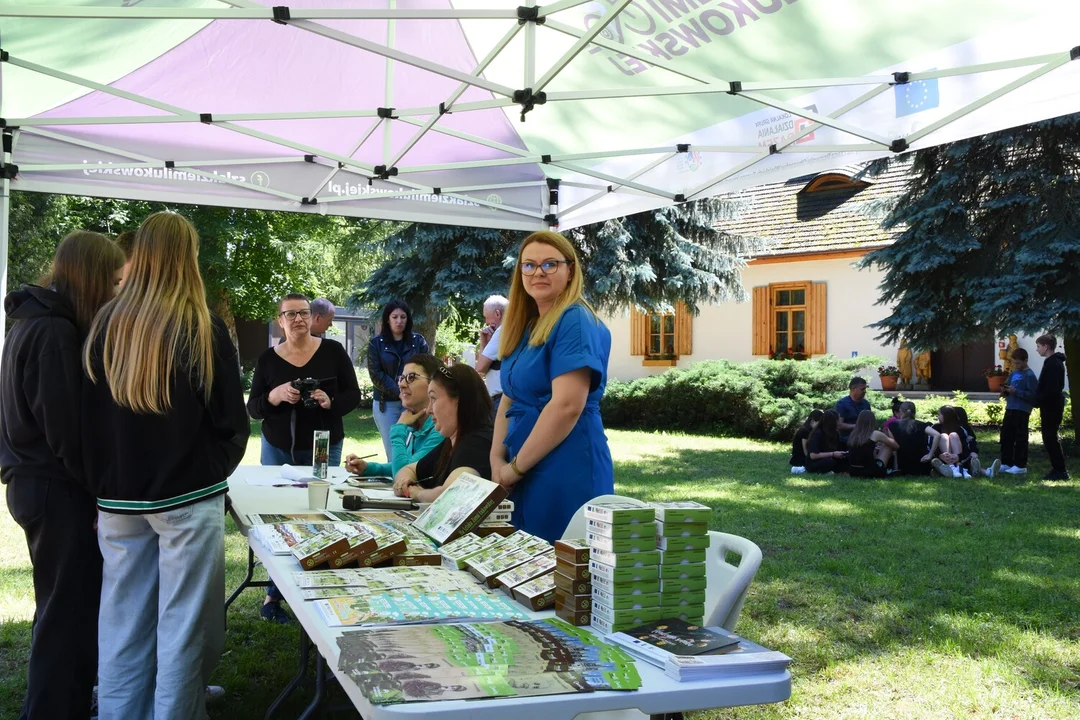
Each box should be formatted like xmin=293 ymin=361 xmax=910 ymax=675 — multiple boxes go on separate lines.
xmin=602 ymin=355 xmax=888 ymax=440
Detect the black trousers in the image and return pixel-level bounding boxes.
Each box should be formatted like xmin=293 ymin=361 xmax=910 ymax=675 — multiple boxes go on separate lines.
xmin=1041 ymin=400 xmax=1066 ymax=473
xmin=6 ymin=477 xmax=102 ymax=720
xmin=805 ymin=457 xmax=847 ymax=474
xmin=1000 ymin=409 xmax=1030 ymax=468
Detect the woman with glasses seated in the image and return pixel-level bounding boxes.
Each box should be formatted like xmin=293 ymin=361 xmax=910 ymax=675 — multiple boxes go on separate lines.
xmin=345 ymin=354 xmax=445 ymax=479
xmin=247 ymin=293 xmax=360 ymax=622
xmin=367 ymin=299 xmax=430 ymax=462
xmin=489 ymin=231 xmax=614 ymax=543
xmin=393 ymin=363 xmax=493 ymax=502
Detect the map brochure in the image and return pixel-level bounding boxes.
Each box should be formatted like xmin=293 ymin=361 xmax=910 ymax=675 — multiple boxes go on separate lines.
xmin=411 ymin=473 xmax=507 ymax=544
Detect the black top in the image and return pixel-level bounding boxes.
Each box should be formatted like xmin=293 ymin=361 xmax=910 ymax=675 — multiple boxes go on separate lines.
xmin=416 ymin=426 xmax=494 ymax=488
xmin=0 ymin=286 xmax=85 ymax=487
xmin=790 ymin=426 xmax=811 ymax=466
xmin=891 ymin=419 xmax=930 ymax=475
xmin=807 ymin=428 xmax=839 ymax=456
xmin=847 ymin=439 xmax=877 ymax=470
xmin=962 ymin=425 xmax=979 ymax=456
xmin=1036 ymin=352 xmax=1067 ymax=409
xmin=83 ymin=315 xmax=250 ymax=514
xmin=248 ymin=339 xmax=361 ymax=450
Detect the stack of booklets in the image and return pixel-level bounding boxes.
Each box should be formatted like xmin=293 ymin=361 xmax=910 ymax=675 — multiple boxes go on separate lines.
xmin=607 ymin=618 xmax=790 ymax=681
xmin=314 ymin=590 xmax=526 ymax=627
xmin=462 ymin=531 xmax=552 ymax=589
xmin=336 ymin=618 xmax=642 ymax=704
xmin=475 ymin=500 xmax=516 ymax=537
xmin=292 ymin=565 xmax=485 ymax=600
xmin=650 ymin=501 xmax=712 ymax=625
xmin=411 ymin=473 xmax=507 ymax=544
xmin=585 ymin=499 xmax=663 ymax=635
xmin=553 ymin=539 xmax=592 ymax=625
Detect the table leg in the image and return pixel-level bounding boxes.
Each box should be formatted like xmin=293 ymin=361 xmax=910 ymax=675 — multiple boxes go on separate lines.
xmin=225 ymin=545 xmax=272 ymax=629
xmin=265 ymin=625 xmax=313 ymax=720
xmin=297 ymin=652 xmax=328 ymax=720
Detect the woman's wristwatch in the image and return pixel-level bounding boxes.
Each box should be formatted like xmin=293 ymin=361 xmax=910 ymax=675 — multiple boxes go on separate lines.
xmin=509 ymin=456 xmax=526 ymax=477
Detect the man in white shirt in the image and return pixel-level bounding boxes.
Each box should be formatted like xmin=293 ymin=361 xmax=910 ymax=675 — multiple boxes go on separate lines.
xmin=474 ymin=294 xmax=508 ymax=422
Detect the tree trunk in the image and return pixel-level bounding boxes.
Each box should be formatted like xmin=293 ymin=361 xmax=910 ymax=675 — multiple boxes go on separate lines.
xmin=417 ymin=312 xmax=439 ymax=361
xmin=1064 ymin=333 xmax=1079 ymax=438
xmin=209 ymin=289 xmax=240 ymax=352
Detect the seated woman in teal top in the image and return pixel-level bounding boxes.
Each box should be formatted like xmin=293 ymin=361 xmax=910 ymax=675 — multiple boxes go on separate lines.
xmin=345 ymin=354 xmax=444 ymax=478
xmin=490 ymin=230 xmax=614 ymax=543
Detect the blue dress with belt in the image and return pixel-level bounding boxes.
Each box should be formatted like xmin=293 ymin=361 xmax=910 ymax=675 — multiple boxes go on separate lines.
xmin=500 ymin=302 xmax=614 ymax=543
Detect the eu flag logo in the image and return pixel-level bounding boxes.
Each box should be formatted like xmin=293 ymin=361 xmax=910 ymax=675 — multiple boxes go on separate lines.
xmin=894 ymin=75 xmax=940 ymax=117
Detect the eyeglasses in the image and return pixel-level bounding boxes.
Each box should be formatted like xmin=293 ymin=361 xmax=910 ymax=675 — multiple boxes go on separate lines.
xmin=397 ymin=372 xmax=431 ymax=385
xmin=520 ymin=259 xmax=571 ymax=276
xmin=279 ymin=310 xmax=311 ymax=320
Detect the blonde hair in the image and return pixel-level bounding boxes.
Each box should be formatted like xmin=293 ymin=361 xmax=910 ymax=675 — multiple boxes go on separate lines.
xmin=85 ymin=211 xmax=216 ymax=414
xmin=499 ymin=231 xmax=596 ymax=356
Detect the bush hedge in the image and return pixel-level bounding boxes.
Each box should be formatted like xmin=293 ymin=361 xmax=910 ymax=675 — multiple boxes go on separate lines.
xmin=601 ymin=358 xmax=1073 ymax=439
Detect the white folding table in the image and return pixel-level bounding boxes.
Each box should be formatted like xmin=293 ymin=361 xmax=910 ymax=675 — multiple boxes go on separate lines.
xmin=227 ymin=466 xmax=792 ymax=720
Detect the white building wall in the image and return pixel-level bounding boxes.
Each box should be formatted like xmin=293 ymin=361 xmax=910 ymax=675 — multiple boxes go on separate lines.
xmin=602 ymin=255 xmax=1057 ymax=388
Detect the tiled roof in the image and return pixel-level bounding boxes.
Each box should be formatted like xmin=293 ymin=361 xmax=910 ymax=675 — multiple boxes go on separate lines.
xmin=722 ymin=160 xmax=913 ymax=257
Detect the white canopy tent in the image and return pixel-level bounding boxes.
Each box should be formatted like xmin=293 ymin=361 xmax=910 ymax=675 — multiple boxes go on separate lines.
xmin=3 ymin=0 xmax=1080 ymax=345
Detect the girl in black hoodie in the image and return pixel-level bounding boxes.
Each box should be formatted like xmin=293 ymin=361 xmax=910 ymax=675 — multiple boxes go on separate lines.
xmin=0 ymin=231 xmax=124 ymax=720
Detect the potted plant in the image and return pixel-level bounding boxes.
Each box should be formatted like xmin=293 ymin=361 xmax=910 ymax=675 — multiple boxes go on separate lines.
xmin=877 ymin=364 xmax=901 ymax=391
xmin=984 ymin=365 xmax=1007 ymax=393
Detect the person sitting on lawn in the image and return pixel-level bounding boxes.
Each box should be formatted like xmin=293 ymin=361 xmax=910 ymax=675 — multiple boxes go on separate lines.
xmin=990 ymin=347 xmax=1039 ymax=477
xmin=930 ymin=405 xmax=971 ymax=478
xmin=882 ymin=397 xmax=903 ymax=436
xmin=393 ymin=363 xmax=493 ymax=502
xmin=953 ymin=406 xmax=991 ymax=478
xmin=345 ymin=354 xmax=445 ymax=479
xmin=846 ymin=410 xmax=899 ymax=478
xmin=890 ymin=401 xmax=941 ymax=476
xmin=790 ymin=409 xmax=823 ymax=473
xmin=835 ymin=376 xmax=871 ymax=443
xmin=806 ymin=410 xmax=847 ymax=474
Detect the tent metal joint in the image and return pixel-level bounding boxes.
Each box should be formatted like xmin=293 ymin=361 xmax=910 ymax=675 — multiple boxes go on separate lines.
xmin=513 ymin=88 xmax=547 ymax=121
xmin=727 ymin=81 xmax=742 ymax=94
xmin=547 ymin=177 xmax=560 ymax=205
xmin=165 ymin=160 xmax=175 ymax=168
xmin=544 ymin=213 xmax=558 ymax=226
xmin=674 ymin=194 xmax=686 ymax=203
xmin=377 ymin=107 xmax=397 ymax=119
xmin=890 ymin=138 xmax=910 ymax=153
xmin=438 ymin=102 xmax=452 ymax=115
xmin=517 ymin=6 xmax=545 ymax=25
xmin=676 ymin=143 xmax=690 ymax=153
xmin=272 ymin=6 xmax=291 ymax=24
xmin=300 ymin=196 xmax=317 ymax=205
xmin=541 ymin=154 xmax=551 ymax=164
xmin=0 ymin=50 xmax=7 ymax=63
xmin=304 ymin=154 xmax=316 ymax=162
xmin=200 ymin=113 xmax=213 ymax=124
xmin=1071 ymin=46 xmax=1080 ymax=61
xmin=892 ymin=71 xmax=911 ymax=85
xmin=769 ymin=143 xmax=779 ymax=155
xmin=373 ymin=164 xmax=398 ymax=180
xmin=433 ymin=187 xmax=441 ymax=195
xmin=0 ymin=164 xmax=18 ymax=180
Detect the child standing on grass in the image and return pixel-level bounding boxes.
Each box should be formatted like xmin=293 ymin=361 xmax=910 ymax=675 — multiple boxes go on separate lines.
xmin=989 ymin=348 xmax=1038 ymax=477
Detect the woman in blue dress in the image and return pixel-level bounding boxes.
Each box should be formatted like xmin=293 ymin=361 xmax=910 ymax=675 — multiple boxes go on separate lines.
xmin=490 ymin=230 xmax=614 ymax=542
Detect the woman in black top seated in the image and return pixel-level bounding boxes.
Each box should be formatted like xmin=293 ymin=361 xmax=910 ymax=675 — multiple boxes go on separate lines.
xmin=248 ymin=293 xmax=361 ymax=466
xmin=790 ymin=409 xmax=823 ymax=469
xmin=805 ymin=410 xmax=847 ymax=474
xmin=930 ymin=405 xmax=970 ymax=478
xmin=889 ymin=401 xmax=941 ymax=476
xmin=393 ymin=363 xmax=493 ymax=502
xmin=846 ymin=410 xmax=899 ymax=478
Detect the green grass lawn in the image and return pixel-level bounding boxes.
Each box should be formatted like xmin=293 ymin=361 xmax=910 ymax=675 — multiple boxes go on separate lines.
xmin=2 ymin=413 xmax=1078 ymax=719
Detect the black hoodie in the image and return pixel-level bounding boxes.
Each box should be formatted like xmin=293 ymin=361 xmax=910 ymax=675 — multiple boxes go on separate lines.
xmin=82 ymin=314 xmax=250 ymax=514
xmin=0 ymin=285 xmax=86 ymax=487
xmin=1036 ymin=351 xmax=1068 ymax=409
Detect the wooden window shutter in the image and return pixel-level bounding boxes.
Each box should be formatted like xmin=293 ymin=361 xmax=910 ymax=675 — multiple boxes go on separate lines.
xmin=630 ymin=307 xmax=648 ymax=356
xmin=752 ymin=286 xmax=770 ymax=355
xmin=808 ymin=282 xmax=827 ymax=355
xmin=674 ymin=302 xmax=693 ymax=356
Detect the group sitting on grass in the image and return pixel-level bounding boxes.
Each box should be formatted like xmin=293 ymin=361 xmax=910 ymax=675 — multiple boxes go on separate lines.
xmin=789 ymin=362 xmax=1069 ymax=481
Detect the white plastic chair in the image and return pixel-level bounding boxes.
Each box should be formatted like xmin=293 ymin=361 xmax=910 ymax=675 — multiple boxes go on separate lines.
xmin=703 ymin=531 xmax=762 ymax=632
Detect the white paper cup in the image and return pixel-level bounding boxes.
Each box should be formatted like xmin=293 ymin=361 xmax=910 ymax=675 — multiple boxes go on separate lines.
xmin=307 ymin=480 xmax=331 ymax=510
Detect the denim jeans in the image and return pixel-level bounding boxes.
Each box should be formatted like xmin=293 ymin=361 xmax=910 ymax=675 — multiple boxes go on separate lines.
xmin=7 ymin=477 xmax=101 ymax=720
xmin=259 ymin=437 xmax=341 ymax=603
xmin=372 ymin=400 xmax=403 ymax=462
xmin=259 ymin=435 xmax=342 ymax=467
xmin=96 ymin=494 xmax=226 ymax=720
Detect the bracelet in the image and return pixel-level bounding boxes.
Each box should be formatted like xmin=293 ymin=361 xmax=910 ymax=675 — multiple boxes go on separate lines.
xmin=509 ymin=456 xmax=526 ymax=477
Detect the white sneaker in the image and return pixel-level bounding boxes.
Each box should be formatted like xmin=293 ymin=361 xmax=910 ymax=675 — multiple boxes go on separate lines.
xmin=999 ymin=465 xmax=1014 ymax=473
xmin=961 ymin=468 xmax=972 ymax=479
xmin=206 ymin=686 xmax=225 ymax=704
xmin=985 ymin=459 xmax=1001 ymax=478
xmin=791 ymin=466 xmax=806 ymax=474
xmin=950 ymin=465 xmax=962 ymax=478
xmin=1007 ymin=466 xmax=1028 ymax=475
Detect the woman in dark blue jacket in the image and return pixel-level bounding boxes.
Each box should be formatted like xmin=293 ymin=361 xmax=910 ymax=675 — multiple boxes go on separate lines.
xmin=367 ymin=299 xmax=429 ymax=461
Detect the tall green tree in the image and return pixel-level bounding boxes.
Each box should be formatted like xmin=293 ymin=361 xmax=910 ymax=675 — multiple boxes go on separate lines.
xmin=354 ymin=198 xmax=761 ymax=346
xmin=861 ymin=113 xmax=1080 ymax=433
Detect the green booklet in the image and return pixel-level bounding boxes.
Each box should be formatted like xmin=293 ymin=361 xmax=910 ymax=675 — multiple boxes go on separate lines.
xmin=411 ymin=473 xmax=508 ymax=544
